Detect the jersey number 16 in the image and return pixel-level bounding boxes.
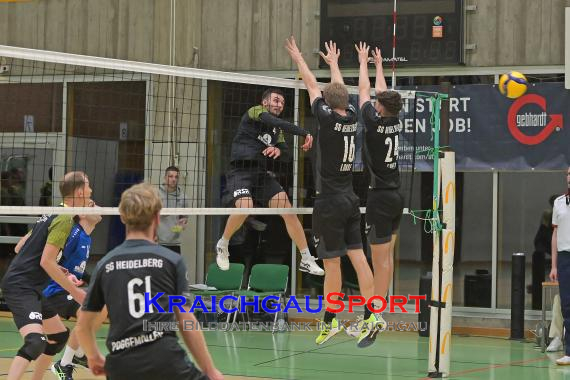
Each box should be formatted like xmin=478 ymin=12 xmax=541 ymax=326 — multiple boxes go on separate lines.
xmin=343 ymin=135 xmax=356 ymax=163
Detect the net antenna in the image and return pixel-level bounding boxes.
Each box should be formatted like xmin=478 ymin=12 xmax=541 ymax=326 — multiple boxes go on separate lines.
xmin=169 ymin=0 xmax=177 ymax=168
xmin=391 ymin=0 xmax=398 ymax=89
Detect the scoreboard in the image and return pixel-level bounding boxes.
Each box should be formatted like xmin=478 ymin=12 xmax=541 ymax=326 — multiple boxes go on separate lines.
xmin=320 ymin=0 xmax=464 ymax=67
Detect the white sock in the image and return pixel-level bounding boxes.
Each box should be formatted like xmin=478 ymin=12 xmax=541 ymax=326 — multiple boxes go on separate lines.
xmin=60 ymin=345 xmax=76 ymax=366
xmin=217 ymin=237 xmax=229 ymax=248
xmin=300 ymin=248 xmax=311 ymax=258
xmin=373 ymin=300 xmax=382 ymax=310
xmin=75 ymin=347 xmax=85 ymax=357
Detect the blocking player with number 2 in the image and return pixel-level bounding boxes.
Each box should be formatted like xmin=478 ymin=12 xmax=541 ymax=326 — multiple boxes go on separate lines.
xmin=350 ymin=42 xmax=404 ymax=347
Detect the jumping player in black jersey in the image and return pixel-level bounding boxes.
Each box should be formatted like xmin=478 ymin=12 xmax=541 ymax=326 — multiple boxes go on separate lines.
xmin=350 ymin=42 xmax=404 ymax=347
xmin=285 ymin=36 xmax=378 ymax=347
xmin=215 ymin=88 xmax=324 ymax=277
xmin=1 ymin=171 xmax=92 ymax=380
xmin=76 ymin=183 xmax=223 ymax=380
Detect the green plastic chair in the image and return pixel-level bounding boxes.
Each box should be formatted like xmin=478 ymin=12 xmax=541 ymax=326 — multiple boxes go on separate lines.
xmin=233 ymin=264 xmax=289 ymax=331
xmin=189 ymin=263 xmax=244 ymax=322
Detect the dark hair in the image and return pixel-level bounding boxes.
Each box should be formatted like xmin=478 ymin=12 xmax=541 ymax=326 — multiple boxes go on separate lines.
xmin=164 ymin=166 xmax=179 ymax=174
xmin=376 ymin=90 xmax=403 ymax=116
xmin=59 ymin=171 xmax=87 ymax=198
xmin=261 ymin=88 xmax=285 ymax=102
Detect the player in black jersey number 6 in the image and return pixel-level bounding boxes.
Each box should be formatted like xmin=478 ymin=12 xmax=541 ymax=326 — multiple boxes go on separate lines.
xmin=76 ymin=183 xmax=223 ymax=380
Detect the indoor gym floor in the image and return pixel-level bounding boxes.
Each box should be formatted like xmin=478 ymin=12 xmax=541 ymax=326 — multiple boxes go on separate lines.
xmin=0 ymin=317 xmax=567 ymax=379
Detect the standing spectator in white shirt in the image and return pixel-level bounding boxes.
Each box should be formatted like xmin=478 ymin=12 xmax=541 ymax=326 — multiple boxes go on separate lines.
xmin=549 ymin=166 xmax=570 ymax=365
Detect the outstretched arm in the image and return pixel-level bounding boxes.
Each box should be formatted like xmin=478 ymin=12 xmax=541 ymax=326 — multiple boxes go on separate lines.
xmin=285 ymin=36 xmax=321 ymax=105
xmin=258 ymin=112 xmax=308 ymax=137
xmin=319 ymin=40 xmax=344 ymax=85
xmin=372 ymin=47 xmax=388 ymax=93
xmin=355 ymin=42 xmax=371 ymax=108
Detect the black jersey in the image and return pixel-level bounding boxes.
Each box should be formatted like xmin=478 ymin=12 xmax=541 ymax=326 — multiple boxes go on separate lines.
xmin=82 ymin=240 xmax=188 ymax=355
xmin=361 ymin=101 xmax=402 ymax=190
xmin=230 ymin=105 xmax=308 ymax=163
xmin=311 ymin=97 xmax=358 ymax=196
xmin=1 ymin=214 xmax=73 ymax=292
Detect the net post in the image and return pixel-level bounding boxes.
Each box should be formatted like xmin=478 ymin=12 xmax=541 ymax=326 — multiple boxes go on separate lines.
xmin=426 ymin=88 xmax=455 ymax=377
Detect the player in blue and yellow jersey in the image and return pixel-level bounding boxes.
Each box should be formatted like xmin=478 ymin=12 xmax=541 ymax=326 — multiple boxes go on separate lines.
xmin=30 ymin=211 xmax=104 ymax=380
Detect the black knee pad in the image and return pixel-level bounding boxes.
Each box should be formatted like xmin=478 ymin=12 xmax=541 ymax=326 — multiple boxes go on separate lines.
xmin=17 ymin=333 xmax=47 ymax=361
xmin=44 ymin=328 xmax=70 ymax=356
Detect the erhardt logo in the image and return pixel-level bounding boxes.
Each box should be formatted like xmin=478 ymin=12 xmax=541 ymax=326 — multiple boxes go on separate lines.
xmin=507 ymin=94 xmax=563 ymax=145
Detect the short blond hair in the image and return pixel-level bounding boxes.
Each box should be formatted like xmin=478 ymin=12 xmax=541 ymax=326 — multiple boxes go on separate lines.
xmin=323 ymin=82 xmax=349 ymax=110
xmin=119 ymin=183 xmax=162 ymax=231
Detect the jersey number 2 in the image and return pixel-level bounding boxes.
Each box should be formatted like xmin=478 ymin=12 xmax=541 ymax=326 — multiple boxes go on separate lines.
xmin=384 ymin=135 xmax=399 ymax=163
xmin=127 ymin=276 xmax=152 ymax=318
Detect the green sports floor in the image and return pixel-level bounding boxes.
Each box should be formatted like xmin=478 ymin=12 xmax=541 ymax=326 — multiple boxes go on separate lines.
xmin=0 ymin=317 xmax=567 ymax=380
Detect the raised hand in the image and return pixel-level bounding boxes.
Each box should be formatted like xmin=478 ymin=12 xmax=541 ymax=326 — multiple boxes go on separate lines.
xmin=355 ymin=41 xmax=370 ymax=64
xmin=285 ymin=36 xmax=303 ymax=62
xmin=371 ymin=47 xmax=383 ymax=66
xmin=319 ymin=40 xmax=340 ymax=66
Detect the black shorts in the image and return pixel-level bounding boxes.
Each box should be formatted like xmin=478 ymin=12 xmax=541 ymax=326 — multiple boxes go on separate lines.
xmin=365 ymin=189 xmax=404 ymax=244
xmin=313 ymin=193 xmax=363 ymax=259
xmin=3 ymin=288 xmax=43 ymax=329
xmin=105 ymin=336 xmax=207 ymax=380
xmin=42 ymin=292 xmax=80 ymax=320
xmin=224 ymin=165 xmax=284 ymax=207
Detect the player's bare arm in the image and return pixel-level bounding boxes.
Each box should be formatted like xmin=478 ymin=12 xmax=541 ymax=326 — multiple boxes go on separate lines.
xmin=356 ymin=41 xmax=372 ymax=108
xmin=175 ymin=309 xmax=223 ymax=380
xmin=40 ymin=244 xmax=86 ymax=304
xmin=285 ymin=36 xmax=321 ymax=104
xmin=372 ymin=47 xmax=388 ymax=93
xmin=76 ymin=310 xmax=106 ymax=376
xmin=319 ymin=40 xmax=344 ymax=85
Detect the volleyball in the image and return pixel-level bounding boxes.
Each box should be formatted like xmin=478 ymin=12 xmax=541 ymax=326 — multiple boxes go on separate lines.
xmin=498 ymin=71 xmax=528 ymax=99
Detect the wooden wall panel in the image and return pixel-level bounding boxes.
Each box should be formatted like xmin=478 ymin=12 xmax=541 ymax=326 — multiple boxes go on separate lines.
xmin=236 ymin=0 xmax=254 ymax=70
xmin=200 ymin=0 xmax=238 ymax=69
xmin=1 ymin=1 xmax=569 ymax=70
xmin=466 ymin=0 xmax=569 ymax=66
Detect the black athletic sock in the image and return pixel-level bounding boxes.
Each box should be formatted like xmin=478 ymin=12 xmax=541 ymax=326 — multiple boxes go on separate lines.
xmin=364 ymin=304 xmax=374 ymax=320
xmin=324 ymin=311 xmax=336 ymax=324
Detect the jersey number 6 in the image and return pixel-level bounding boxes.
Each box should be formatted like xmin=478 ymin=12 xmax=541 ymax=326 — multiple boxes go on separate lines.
xmin=127 ymin=276 xmax=152 ymax=318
